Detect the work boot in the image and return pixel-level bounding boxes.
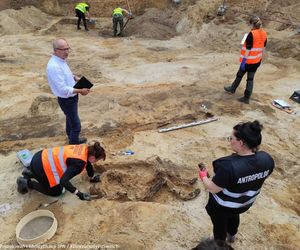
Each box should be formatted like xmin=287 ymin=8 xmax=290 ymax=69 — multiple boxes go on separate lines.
xmin=224 ymin=86 xmax=235 ymax=94
xmin=238 ymin=96 xmax=250 ymax=104
xmin=17 ymin=176 xmax=28 ymax=194
xmin=22 ymin=168 xmax=34 ymax=179
xmin=226 ymin=233 xmax=236 ymax=243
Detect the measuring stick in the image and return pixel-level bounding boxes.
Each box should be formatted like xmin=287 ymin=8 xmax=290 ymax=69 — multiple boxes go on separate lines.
xmin=158 ymin=117 xmax=219 ymax=133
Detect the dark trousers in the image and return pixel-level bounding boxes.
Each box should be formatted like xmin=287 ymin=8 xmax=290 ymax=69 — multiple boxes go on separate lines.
xmin=58 ymin=95 xmax=81 ymax=144
xmin=75 ymin=9 xmax=88 ymax=30
xmin=230 ymin=68 xmax=256 ymax=99
xmin=206 ymin=203 xmax=240 ymax=241
xmin=29 ymin=151 xmax=63 ymax=197
xmin=113 ymin=15 xmax=124 ymax=36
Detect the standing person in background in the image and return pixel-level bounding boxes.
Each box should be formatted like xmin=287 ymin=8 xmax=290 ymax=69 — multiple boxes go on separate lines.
xmin=75 ymin=2 xmax=91 ymax=31
xmin=47 ymin=38 xmax=90 ymax=145
xmin=198 ymin=120 xmax=274 ymax=246
xmin=112 ymin=6 xmax=132 ymax=37
xmin=224 ymin=16 xmax=267 ymax=104
xmin=16 ymin=141 xmax=106 ymax=201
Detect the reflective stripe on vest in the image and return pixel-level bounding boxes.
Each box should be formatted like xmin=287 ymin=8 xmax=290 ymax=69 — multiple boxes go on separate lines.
xmin=240 ymin=29 xmax=267 ymax=64
xmin=223 ymin=188 xmax=260 ymax=198
xmin=75 ymin=3 xmax=89 ymax=13
xmin=212 ymin=193 xmax=257 ymax=208
xmin=42 ymin=145 xmax=88 ymax=187
xmin=113 ymin=7 xmax=123 ymax=16
xmin=212 ymin=188 xmax=261 ymax=208
xmin=48 ymin=147 xmax=66 ymax=184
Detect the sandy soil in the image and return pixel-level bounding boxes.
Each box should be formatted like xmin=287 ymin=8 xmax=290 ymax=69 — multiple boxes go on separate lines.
xmin=0 ymin=1 xmax=300 ymax=249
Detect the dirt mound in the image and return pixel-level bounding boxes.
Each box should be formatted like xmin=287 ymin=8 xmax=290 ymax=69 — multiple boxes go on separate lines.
xmin=177 ymin=0 xmax=300 ymax=59
xmin=0 ymin=0 xmax=10 ymax=10
xmin=268 ymin=37 xmax=300 ymax=60
xmin=0 ymin=6 xmax=53 ymax=35
xmin=124 ymin=8 xmax=180 ymax=40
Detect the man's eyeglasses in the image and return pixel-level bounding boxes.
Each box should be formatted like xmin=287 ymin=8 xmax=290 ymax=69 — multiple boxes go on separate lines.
xmin=55 ymin=47 xmax=71 ymax=51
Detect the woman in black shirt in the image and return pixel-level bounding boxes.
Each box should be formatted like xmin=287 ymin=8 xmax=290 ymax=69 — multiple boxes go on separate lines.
xmin=198 ymin=120 xmax=274 ymax=245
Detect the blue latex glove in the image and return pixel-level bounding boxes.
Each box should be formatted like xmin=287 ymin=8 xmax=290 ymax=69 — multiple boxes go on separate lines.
xmin=240 ymin=58 xmax=246 ymax=71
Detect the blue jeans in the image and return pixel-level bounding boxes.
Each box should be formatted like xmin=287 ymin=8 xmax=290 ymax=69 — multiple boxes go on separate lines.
xmin=58 ymin=95 xmax=81 ymax=144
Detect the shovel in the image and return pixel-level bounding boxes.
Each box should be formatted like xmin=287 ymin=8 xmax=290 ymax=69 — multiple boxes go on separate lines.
xmin=117 ymin=16 xmax=133 ymax=36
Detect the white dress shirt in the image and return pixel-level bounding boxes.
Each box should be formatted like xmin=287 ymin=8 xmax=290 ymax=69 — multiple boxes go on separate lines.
xmin=46 ymin=55 xmax=76 ymax=98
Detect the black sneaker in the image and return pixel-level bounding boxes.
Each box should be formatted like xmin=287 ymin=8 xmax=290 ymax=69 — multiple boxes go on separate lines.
xmin=224 ymin=86 xmax=235 ymax=94
xmin=22 ymin=168 xmax=34 ymax=179
xmin=17 ymin=177 xmax=28 ymax=194
xmin=226 ymin=233 xmax=236 ymax=243
xmin=238 ymin=97 xmax=250 ymax=104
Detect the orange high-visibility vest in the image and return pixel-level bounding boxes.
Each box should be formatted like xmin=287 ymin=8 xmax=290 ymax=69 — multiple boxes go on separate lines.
xmin=240 ymin=29 xmax=267 ymax=64
xmin=42 ymin=145 xmax=88 ymax=187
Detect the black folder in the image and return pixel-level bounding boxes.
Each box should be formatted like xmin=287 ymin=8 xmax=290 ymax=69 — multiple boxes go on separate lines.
xmin=74 ymin=76 xmax=93 ymax=89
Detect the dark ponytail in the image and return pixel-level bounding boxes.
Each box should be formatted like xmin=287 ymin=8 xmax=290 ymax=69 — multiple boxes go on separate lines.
xmin=233 ymin=120 xmax=263 ymax=151
xmin=249 ymin=16 xmax=262 ymax=29
xmin=88 ymin=140 xmax=106 ymax=160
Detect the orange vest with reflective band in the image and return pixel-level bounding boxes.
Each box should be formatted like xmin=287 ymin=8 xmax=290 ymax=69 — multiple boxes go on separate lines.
xmin=42 ymin=145 xmax=88 ymax=187
xmin=240 ymin=29 xmax=267 ymax=64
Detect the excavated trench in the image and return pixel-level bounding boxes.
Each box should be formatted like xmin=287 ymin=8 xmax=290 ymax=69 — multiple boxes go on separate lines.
xmin=9 ymin=0 xmax=172 ymax=16
xmin=39 ymin=8 xmax=180 ymax=40
xmin=90 ymin=156 xmax=200 ymax=202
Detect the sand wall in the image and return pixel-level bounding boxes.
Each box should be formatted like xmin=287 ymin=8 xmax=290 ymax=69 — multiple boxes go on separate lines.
xmin=9 ymin=0 xmax=171 ymax=16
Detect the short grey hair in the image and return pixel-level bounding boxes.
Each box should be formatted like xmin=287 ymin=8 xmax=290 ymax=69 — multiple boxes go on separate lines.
xmin=52 ymin=40 xmax=59 ymax=50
